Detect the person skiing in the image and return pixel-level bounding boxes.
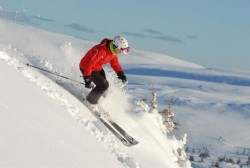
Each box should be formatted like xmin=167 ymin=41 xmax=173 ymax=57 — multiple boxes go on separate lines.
xmin=79 ymin=36 xmax=130 ymax=112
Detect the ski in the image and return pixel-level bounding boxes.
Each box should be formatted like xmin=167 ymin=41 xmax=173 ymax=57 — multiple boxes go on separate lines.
xmin=108 ymin=120 xmax=139 ymax=145
xmin=83 ymin=99 xmax=138 ymax=146
xmin=95 ymin=115 xmax=134 ymax=147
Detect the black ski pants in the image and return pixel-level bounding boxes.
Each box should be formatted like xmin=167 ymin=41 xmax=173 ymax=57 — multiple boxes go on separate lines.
xmin=81 ymin=69 xmax=109 ymax=104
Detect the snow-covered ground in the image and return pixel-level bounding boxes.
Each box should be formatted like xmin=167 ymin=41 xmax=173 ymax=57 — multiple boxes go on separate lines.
xmin=1 ymin=18 xmax=250 ymax=168
xmin=0 ymin=52 xmax=124 ymax=168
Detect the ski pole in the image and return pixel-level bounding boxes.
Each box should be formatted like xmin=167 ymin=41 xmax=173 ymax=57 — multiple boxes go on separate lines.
xmin=26 ymin=63 xmax=85 ymax=85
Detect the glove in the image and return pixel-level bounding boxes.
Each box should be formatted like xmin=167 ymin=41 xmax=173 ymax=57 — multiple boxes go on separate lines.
xmin=117 ymin=71 xmax=127 ymax=83
xmin=84 ymin=76 xmax=92 ymax=89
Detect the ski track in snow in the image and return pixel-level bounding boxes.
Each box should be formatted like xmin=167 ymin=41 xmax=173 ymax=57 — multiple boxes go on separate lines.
xmin=0 ymin=51 xmax=140 ymax=168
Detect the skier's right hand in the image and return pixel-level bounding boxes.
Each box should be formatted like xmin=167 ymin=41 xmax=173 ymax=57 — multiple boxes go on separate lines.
xmin=84 ymin=76 xmax=92 ymax=89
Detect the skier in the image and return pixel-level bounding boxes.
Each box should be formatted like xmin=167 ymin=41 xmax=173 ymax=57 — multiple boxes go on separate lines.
xmin=79 ymin=36 xmax=130 ymax=113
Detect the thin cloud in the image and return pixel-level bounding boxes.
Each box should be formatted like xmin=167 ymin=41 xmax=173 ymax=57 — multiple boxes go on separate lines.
xmin=142 ymin=29 xmax=184 ymax=43
xmin=153 ymin=35 xmax=184 ymax=43
xmin=122 ymin=32 xmax=147 ymax=38
xmin=122 ymin=31 xmax=184 ymax=44
xmin=142 ymin=29 xmax=162 ymax=35
xmin=31 ymin=15 xmax=55 ymax=22
xmin=67 ymin=23 xmax=96 ymax=34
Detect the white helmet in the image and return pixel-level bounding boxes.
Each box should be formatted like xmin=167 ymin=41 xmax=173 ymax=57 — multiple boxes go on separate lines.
xmin=113 ymin=36 xmax=130 ymax=54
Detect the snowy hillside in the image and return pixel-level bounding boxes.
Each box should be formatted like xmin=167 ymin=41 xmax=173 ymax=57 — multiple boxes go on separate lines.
xmin=1 ymin=18 xmax=250 ymax=168
xmin=0 ymin=18 xmax=190 ymax=167
xmin=0 ymin=52 xmax=124 ymax=168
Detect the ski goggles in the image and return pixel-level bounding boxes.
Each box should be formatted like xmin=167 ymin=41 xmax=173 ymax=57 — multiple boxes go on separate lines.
xmin=121 ymin=47 xmax=130 ymax=54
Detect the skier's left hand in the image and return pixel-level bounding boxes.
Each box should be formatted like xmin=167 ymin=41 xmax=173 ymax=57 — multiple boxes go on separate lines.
xmin=117 ymin=71 xmax=127 ymax=83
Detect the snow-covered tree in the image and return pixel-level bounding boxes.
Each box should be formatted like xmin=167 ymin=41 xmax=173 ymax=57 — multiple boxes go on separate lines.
xmin=135 ymin=89 xmax=191 ymax=167
xmin=150 ymin=85 xmax=158 ymax=109
xmin=247 ymin=155 xmax=250 ymax=165
xmin=159 ymin=97 xmax=180 ymax=133
xmin=176 ymin=133 xmax=190 ymax=167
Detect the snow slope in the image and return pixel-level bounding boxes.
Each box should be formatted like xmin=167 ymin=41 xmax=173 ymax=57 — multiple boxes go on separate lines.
xmin=0 ymin=53 xmax=123 ymax=168
xmin=0 ymin=18 xmax=190 ymax=167
xmin=1 ymin=17 xmax=250 ymax=168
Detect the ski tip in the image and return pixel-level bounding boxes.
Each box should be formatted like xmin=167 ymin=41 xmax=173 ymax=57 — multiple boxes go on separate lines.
xmin=121 ymin=140 xmax=133 ymax=147
xmin=132 ymin=141 xmax=139 ymax=145
xmin=121 ymin=139 xmax=139 ymax=147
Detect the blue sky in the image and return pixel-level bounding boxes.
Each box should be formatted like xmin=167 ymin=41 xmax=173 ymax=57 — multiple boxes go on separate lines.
xmin=0 ymin=0 xmax=250 ymax=71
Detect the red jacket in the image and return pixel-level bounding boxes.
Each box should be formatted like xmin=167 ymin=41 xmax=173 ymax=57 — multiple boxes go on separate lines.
xmin=79 ymin=38 xmax=123 ymax=76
